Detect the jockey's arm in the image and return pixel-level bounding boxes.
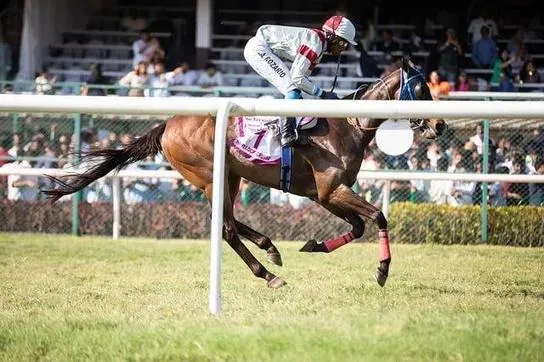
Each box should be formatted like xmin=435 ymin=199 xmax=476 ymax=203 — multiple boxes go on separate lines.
xmin=290 ymin=48 xmax=324 ymax=98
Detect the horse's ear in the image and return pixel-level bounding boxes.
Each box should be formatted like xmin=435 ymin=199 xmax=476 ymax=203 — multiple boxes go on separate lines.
xmin=401 ymin=55 xmax=411 ymax=73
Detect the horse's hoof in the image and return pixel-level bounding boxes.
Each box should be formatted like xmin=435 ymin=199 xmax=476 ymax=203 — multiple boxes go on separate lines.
xmin=375 ymin=269 xmax=388 ymax=287
xmin=267 ymin=276 xmax=287 ymax=289
xmin=299 ymin=239 xmax=318 ymax=252
xmin=267 ymin=252 xmax=283 ymax=266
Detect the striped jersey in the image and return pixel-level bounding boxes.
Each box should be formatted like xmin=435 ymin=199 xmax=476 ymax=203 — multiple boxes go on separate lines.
xmin=256 ymin=25 xmax=326 ymax=95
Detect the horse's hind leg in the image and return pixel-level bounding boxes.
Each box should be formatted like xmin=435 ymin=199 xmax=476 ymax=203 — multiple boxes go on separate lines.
xmin=228 ymin=174 xmax=283 ymax=266
xmin=205 ymin=181 xmax=286 ymax=289
xmin=235 ymin=221 xmax=283 ymax=266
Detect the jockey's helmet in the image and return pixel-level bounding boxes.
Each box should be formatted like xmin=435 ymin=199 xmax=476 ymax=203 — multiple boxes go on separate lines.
xmin=322 ymin=16 xmax=357 ymax=45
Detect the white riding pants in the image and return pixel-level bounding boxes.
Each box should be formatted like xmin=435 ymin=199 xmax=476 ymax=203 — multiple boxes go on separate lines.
xmin=243 ymin=36 xmax=296 ymax=96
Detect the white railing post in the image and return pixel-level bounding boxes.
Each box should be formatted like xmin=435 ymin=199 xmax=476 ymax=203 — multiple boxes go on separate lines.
xmin=209 ymin=100 xmax=233 ymax=316
xmin=382 ymin=181 xmax=391 ymax=219
xmin=112 ymin=176 xmax=121 ymax=240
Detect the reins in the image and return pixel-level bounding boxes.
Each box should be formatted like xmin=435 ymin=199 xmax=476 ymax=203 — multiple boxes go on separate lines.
xmin=346 ymin=75 xmax=392 ymax=131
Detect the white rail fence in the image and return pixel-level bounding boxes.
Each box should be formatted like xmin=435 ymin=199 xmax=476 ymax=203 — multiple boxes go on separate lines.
xmin=1 ymin=94 xmax=544 ymax=316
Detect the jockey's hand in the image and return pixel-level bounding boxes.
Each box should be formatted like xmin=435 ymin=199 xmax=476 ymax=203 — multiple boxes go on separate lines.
xmin=320 ymin=90 xmax=339 ymax=100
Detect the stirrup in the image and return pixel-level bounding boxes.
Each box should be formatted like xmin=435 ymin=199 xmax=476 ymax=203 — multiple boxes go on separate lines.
xmin=280 ymin=133 xmax=297 ymax=147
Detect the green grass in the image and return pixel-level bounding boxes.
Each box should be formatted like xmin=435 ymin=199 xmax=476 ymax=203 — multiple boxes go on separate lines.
xmin=0 ymin=233 xmax=543 ymax=362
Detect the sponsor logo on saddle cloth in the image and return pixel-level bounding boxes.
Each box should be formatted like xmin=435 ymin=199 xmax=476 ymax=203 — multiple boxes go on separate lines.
xmin=228 ymin=116 xmax=317 ymax=165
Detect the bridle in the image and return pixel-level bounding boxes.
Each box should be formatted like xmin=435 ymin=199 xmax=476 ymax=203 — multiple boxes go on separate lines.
xmin=348 ymin=67 xmax=431 ymax=133
xmin=398 ymin=67 xmax=428 ymax=131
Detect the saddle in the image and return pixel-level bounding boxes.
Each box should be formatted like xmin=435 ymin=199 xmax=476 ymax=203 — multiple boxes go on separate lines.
xmin=228 ymin=115 xmax=318 ymax=165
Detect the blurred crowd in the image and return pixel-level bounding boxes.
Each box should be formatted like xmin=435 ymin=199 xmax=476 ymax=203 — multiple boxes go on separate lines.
xmin=1 ymin=118 xmax=542 ymax=207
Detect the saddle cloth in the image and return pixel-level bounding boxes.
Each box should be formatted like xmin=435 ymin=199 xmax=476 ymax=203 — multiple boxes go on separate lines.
xmin=228 ymin=116 xmax=318 ymax=165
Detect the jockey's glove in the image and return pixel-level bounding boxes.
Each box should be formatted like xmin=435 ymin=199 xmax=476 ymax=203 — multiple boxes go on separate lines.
xmin=320 ymin=90 xmax=339 ymax=100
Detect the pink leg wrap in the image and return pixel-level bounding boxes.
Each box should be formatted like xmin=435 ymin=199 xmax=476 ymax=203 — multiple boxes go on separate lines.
xmin=323 ymin=232 xmax=354 ymax=252
xmin=378 ymin=229 xmax=391 ymax=261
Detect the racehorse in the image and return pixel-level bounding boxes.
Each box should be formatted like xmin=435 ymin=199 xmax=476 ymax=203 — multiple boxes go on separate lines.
xmin=43 ymin=57 xmax=447 ymax=289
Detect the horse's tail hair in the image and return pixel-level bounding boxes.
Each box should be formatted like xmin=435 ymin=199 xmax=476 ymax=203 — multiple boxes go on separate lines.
xmin=42 ymin=122 xmax=166 ymax=203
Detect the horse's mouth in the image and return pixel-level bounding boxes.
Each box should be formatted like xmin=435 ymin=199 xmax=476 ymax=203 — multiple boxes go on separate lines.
xmin=419 ymin=120 xmax=447 ymax=139
xmin=420 ymin=125 xmax=438 ymax=139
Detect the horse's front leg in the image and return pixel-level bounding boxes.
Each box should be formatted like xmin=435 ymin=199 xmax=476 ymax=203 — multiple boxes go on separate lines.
xmin=302 ymin=184 xmax=391 ymax=287
xmin=299 ymin=202 xmax=365 ymax=253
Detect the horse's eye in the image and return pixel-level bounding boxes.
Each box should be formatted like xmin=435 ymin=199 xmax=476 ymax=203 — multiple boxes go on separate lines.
xmin=413 ymin=83 xmax=423 ymax=98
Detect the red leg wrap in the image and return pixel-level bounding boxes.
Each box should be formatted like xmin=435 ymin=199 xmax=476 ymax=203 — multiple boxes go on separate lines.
xmin=378 ymin=229 xmax=391 ymax=261
xmin=323 ymin=232 xmax=355 ymax=252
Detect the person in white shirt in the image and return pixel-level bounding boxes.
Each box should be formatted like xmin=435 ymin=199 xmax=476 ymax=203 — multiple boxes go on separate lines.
xmin=132 ymin=30 xmax=151 ymax=68
xmin=197 ymin=62 xmax=224 ymax=88
xmin=243 ymin=15 xmax=357 ymax=146
xmin=2 ymin=159 xmax=39 ymax=201
xmin=467 ymin=7 xmax=498 ymax=45
xmin=428 ymin=156 xmax=456 ymax=205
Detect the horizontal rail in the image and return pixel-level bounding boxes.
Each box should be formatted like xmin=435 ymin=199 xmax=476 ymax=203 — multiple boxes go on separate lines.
xmin=1 ymin=168 xmax=543 ymax=183
xmin=1 ymin=95 xmax=544 ymax=119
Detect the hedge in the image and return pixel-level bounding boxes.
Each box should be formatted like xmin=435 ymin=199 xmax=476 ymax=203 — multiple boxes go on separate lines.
xmin=1 ymin=200 xmax=542 ymax=246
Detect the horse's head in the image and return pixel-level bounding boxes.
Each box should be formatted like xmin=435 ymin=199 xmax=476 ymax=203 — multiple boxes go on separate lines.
xmin=397 ymin=57 xmax=448 ymax=139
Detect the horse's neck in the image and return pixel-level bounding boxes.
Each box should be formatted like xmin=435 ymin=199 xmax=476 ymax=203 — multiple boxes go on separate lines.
xmin=356 ymin=70 xmax=401 ymax=141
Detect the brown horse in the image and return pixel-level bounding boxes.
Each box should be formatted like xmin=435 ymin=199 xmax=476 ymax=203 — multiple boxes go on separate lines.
xmin=43 ymin=58 xmax=447 ymax=289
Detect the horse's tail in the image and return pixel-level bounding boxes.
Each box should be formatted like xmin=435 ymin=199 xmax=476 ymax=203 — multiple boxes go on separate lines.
xmin=42 ymin=123 xmax=167 ymax=203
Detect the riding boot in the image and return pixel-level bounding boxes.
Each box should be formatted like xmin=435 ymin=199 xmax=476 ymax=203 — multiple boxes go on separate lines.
xmin=280 ymin=116 xmax=297 ymax=147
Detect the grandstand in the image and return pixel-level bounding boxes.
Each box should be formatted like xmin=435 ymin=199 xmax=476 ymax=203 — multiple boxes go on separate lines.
xmin=1 ymin=0 xmax=540 ymax=93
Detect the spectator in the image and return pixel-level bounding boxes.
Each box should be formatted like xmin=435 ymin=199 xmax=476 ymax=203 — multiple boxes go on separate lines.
xmin=505 ymin=154 xmax=530 ymax=206
xmin=165 ymin=61 xmax=200 ymax=91
xmin=132 ymin=30 xmax=151 ymax=68
xmin=146 ymin=62 xmax=170 ymax=97
xmin=403 ymin=27 xmax=425 ymax=54
xmin=7 ymin=132 xmax=23 ymax=157
xmin=35 ymin=69 xmax=57 ymax=95
xmin=467 ymin=6 xmax=498 ymax=46
xmin=81 ymin=63 xmax=109 ymax=96
xmin=357 ymin=149 xmax=385 ymax=205
xmin=427 ymin=70 xmax=451 ymax=99
xmin=119 ymin=62 xmax=148 ymax=97
xmin=506 ymin=28 xmax=526 ymax=56
xmin=455 ymin=71 xmax=471 ymax=91
xmin=371 ymin=29 xmax=401 ymax=54
xmin=469 ymin=123 xmax=484 ymax=155
xmin=143 ymin=35 xmax=165 ymax=66
xmin=448 ymin=151 xmax=476 ymax=205
xmin=471 ymin=26 xmax=498 ymax=69
xmin=36 ymin=142 xmax=58 ymax=169
xmin=490 ymin=47 xmax=515 ymax=91
xmin=2 ymin=152 xmax=39 ymax=201
xmin=198 ymin=62 xmax=224 ymax=88
xmin=428 ymin=156 xmax=456 ymax=205
xmin=517 ymin=59 xmax=542 ymax=86
xmin=529 ymin=154 xmax=544 ymax=206
xmin=0 ymin=135 xmax=9 ymax=167
xmin=437 ymin=28 xmax=463 ymax=84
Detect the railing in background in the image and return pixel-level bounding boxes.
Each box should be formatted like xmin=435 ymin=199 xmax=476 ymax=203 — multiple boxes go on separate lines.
xmin=1 ymin=93 xmax=544 ymax=315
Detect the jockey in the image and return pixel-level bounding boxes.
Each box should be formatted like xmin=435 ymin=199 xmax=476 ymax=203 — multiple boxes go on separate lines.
xmin=244 ymin=16 xmax=357 ymax=147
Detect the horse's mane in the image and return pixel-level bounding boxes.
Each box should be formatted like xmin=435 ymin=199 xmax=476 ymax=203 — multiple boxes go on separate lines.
xmin=341 ymin=69 xmax=399 ymax=101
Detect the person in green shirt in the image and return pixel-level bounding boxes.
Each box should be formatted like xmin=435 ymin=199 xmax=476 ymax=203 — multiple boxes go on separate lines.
xmin=490 ymin=47 xmax=515 ymax=90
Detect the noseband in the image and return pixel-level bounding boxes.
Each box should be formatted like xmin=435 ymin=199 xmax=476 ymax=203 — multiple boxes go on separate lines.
xmin=399 ymin=68 xmax=428 ymax=131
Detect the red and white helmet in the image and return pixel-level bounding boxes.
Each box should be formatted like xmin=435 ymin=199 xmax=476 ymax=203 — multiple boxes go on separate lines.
xmin=322 ymin=16 xmax=357 ymax=45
